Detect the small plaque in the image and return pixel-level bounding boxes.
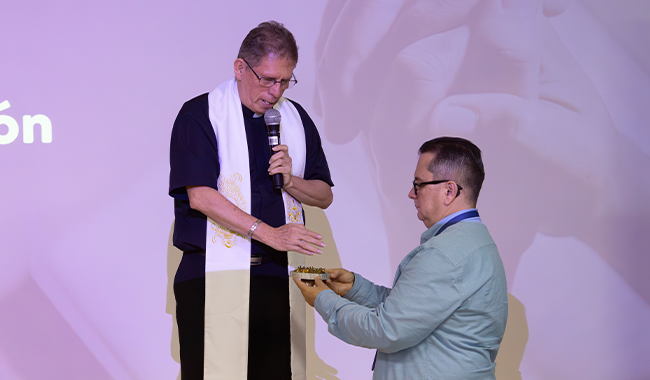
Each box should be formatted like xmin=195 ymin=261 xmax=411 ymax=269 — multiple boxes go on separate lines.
xmin=291 ymin=266 xmax=330 ymax=285
xmin=291 ymin=271 xmax=330 ymax=281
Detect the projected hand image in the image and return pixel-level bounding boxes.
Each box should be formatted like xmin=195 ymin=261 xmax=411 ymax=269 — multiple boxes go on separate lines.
xmin=316 ymin=0 xmax=650 ymax=376
xmin=316 ymin=0 xmax=648 ymax=291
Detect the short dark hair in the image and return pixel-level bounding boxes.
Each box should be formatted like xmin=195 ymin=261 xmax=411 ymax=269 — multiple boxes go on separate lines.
xmin=237 ymin=21 xmax=299 ymax=67
xmin=419 ymin=137 xmax=485 ymax=205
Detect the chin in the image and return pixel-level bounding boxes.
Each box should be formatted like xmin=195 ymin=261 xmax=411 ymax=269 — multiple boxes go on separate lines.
xmin=257 ymin=106 xmax=273 ymax=114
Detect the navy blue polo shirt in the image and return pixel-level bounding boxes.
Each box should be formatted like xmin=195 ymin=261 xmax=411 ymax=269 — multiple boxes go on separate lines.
xmin=169 ymin=93 xmax=333 ymax=282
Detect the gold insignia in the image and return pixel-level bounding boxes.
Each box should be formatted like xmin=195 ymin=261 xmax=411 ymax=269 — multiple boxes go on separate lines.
xmin=285 ymin=175 xmax=304 ymax=224
xmin=211 ymin=173 xmax=247 ymax=248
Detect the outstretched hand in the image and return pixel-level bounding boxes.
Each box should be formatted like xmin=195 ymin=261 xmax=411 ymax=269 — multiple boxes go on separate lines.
xmin=258 ymin=222 xmax=325 ymax=256
xmin=293 ymin=276 xmax=330 ymax=307
xmin=294 ymin=268 xmax=356 ymax=307
xmin=325 ymin=268 xmax=355 ymax=296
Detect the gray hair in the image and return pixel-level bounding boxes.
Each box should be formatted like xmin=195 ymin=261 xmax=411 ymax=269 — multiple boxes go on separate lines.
xmin=237 ymin=21 xmax=299 ymax=67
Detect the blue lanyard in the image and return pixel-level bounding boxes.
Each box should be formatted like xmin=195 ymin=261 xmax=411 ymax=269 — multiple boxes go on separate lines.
xmin=434 ymin=210 xmax=479 ymax=236
xmin=371 ymin=209 xmax=479 ymax=371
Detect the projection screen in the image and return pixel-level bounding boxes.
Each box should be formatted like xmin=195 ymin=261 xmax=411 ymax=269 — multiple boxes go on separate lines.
xmin=2 ymin=0 xmax=649 ymax=379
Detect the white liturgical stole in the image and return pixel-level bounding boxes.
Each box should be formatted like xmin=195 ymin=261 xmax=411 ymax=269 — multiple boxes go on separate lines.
xmin=204 ymin=77 xmax=307 ymax=379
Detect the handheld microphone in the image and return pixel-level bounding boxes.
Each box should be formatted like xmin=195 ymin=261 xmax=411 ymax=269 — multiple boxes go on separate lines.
xmin=264 ymin=109 xmax=284 ymax=190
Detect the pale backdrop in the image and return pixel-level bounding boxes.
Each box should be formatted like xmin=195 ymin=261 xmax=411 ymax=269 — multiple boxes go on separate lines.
xmin=1 ymin=0 xmax=649 ymax=379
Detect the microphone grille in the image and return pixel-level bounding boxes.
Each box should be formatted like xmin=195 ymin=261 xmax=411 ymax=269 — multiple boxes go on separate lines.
xmin=264 ymin=108 xmax=281 ymax=125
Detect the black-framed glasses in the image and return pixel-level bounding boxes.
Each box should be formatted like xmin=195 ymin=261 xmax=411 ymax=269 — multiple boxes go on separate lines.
xmin=412 ymin=179 xmax=463 ymax=197
xmin=243 ymin=59 xmax=298 ymax=89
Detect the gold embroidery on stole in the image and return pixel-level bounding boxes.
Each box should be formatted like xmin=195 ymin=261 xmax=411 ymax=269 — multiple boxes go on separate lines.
xmin=211 ymin=173 xmax=247 ymax=248
xmin=285 ymin=175 xmax=304 ymax=224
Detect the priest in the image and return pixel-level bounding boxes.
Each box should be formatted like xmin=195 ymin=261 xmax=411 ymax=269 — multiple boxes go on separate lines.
xmin=169 ymin=20 xmax=334 ymax=380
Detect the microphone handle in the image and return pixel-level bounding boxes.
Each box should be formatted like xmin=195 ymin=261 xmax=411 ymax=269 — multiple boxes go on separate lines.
xmin=272 ymin=171 xmax=284 ymax=190
xmin=268 ymin=132 xmax=284 ymax=190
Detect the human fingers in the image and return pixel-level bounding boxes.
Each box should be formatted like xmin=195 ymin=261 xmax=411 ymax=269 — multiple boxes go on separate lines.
xmin=326 ymin=268 xmax=349 ymax=280
xmin=317 ymin=0 xmax=479 ymax=82
xmin=450 ymin=0 xmax=543 ymax=99
xmin=269 ymin=146 xmax=289 ymax=164
xmin=293 ymin=276 xmax=308 ymax=291
xmin=268 ymin=156 xmax=292 ymax=175
xmin=325 ymin=268 xmax=340 ymax=276
xmin=277 ymin=224 xmax=324 ymax=255
xmin=269 ymin=147 xmax=291 ymax=173
xmin=315 ymin=0 xmax=479 ymax=144
xmin=268 ymin=162 xmax=293 ymax=186
xmin=324 ymin=278 xmax=346 ymax=295
xmin=281 ymin=238 xmax=321 ymax=256
xmin=302 ymin=236 xmax=325 ymax=248
xmin=314 ymin=0 xmax=413 ymax=144
xmin=430 ymin=90 xmax=617 ymax=247
xmin=325 ymin=270 xmax=354 ymax=296
xmin=269 ymin=145 xmax=288 ymax=161
xmin=313 ymin=276 xmax=329 ymax=291
xmin=431 ymin=85 xmax=613 ymax=184
xmin=293 ymin=277 xmax=320 ymax=306
xmin=326 ymin=268 xmax=354 ymax=286
xmin=302 ymin=226 xmax=325 ymax=243
xmin=271 ymin=144 xmax=288 ymax=153
xmin=293 ymin=239 xmax=324 ymax=256
xmin=289 ymin=224 xmax=325 ymax=246
xmin=293 ymin=277 xmax=315 ymax=305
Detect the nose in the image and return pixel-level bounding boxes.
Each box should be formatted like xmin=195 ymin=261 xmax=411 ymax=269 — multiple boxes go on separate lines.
xmin=408 ymin=186 xmax=416 ymax=199
xmin=268 ymin=82 xmax=283 ymax=98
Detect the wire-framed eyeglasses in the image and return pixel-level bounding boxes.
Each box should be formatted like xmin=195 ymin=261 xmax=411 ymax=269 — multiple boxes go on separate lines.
xmin=412 ymin=179 xmax=463 ymax=197
xmin=243 ymin=59 xmax=298 ymax=89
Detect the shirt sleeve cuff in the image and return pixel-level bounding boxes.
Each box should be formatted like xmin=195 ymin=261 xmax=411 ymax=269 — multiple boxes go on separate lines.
xmin=343 ymin=272 xmax=366 ymax=300
xmin=314 ymin=289 xmax=339 ymax=320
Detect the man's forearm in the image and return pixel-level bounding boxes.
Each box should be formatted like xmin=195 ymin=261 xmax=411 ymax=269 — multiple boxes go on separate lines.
xmin=186 ymin=185 xmax=325 ymax=255
xmin=187 ymin=186 xmax=259 ymax=237
xmin=284 ymin=178 xmax=333 ymax=209
xmin=187 ymin=186 xmax=280 ymax=248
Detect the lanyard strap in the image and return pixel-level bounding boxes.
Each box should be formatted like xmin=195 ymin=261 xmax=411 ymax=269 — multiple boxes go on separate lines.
xmin=435 ymin=210 xmax=479 ymax=237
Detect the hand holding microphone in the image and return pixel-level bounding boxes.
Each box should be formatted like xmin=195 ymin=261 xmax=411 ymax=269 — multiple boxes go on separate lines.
xmin=264 ymin=109 xmax=290 ymax=190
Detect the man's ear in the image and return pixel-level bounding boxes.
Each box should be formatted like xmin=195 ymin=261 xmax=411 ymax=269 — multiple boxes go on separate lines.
xmin=443 ymin=181 xmax=460 ymax=205
xmin=234 ymin=58 xmax=245 ymax=81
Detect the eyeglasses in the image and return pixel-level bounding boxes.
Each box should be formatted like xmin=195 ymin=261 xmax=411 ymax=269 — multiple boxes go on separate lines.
xmin=243 ymin=59 xmax=298 ymax=89
xmin=412 ymin=179 xmax=463 ymax=197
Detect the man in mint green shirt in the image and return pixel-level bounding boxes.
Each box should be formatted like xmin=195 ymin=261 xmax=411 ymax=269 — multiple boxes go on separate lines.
xmin=295 ymin=137 xmax=508 ymax=379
